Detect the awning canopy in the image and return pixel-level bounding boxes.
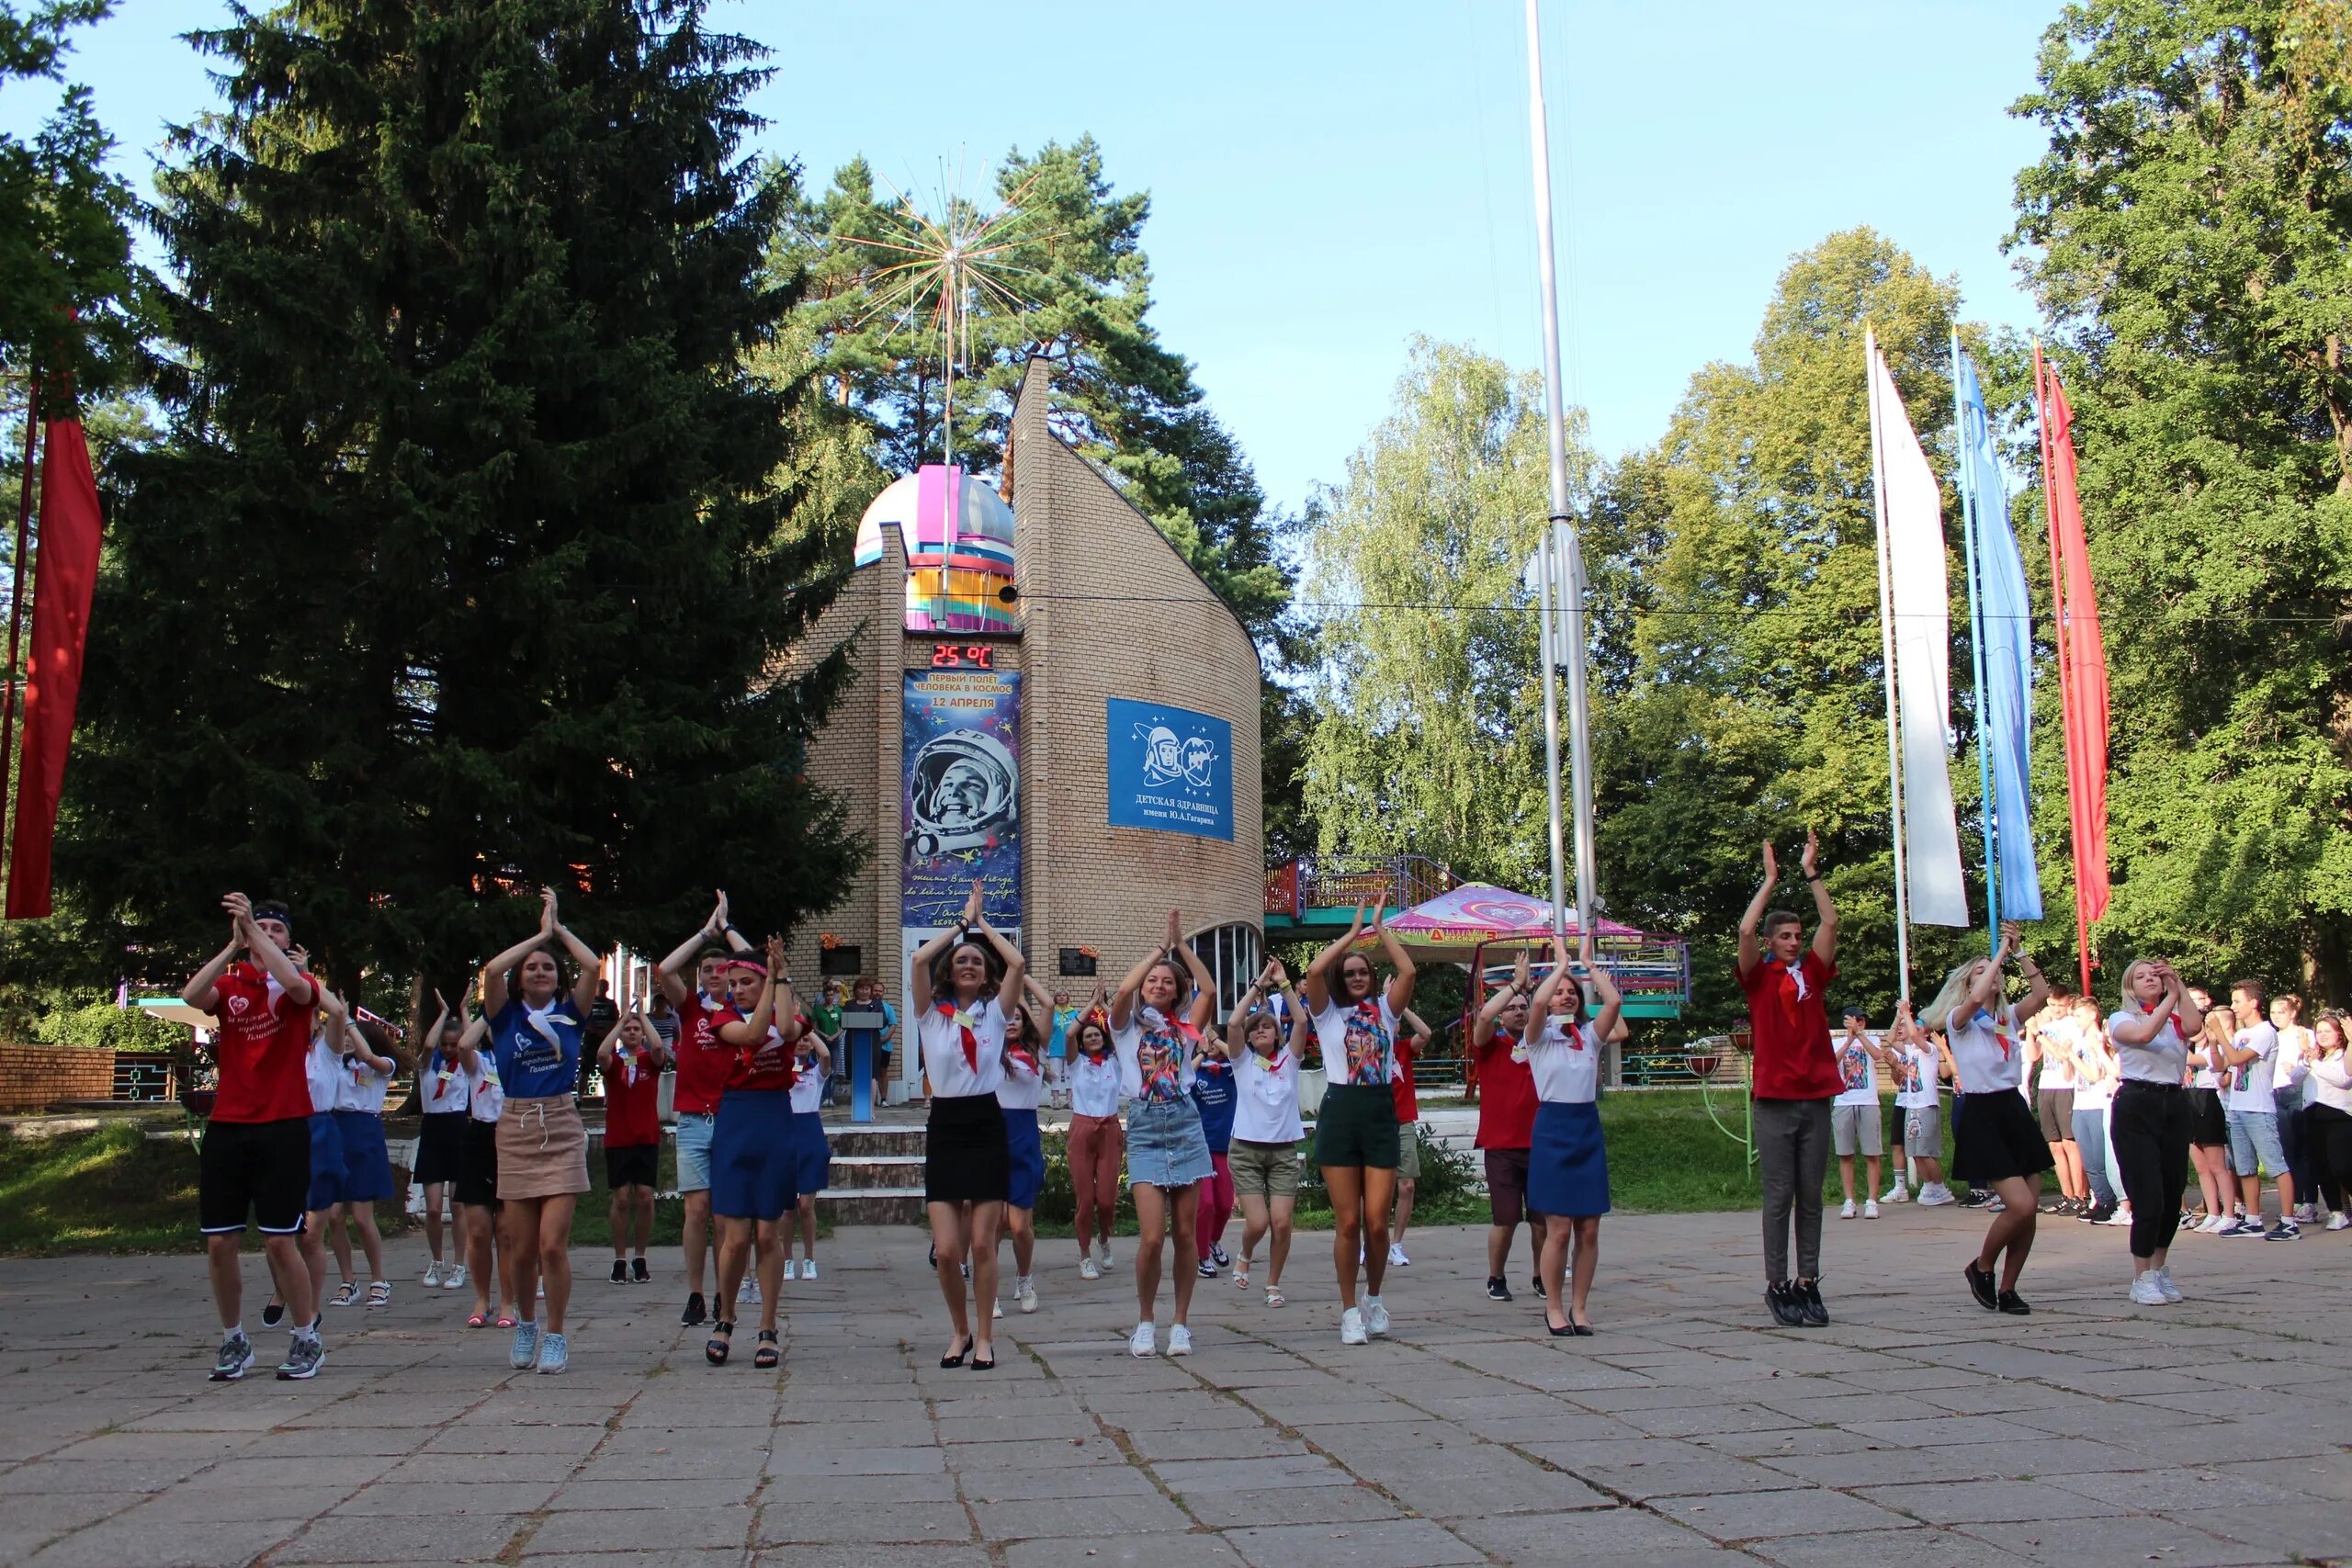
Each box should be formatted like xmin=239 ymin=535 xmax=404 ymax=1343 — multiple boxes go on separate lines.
xmin=1350 ymin=882 xmax=1649 ymax=958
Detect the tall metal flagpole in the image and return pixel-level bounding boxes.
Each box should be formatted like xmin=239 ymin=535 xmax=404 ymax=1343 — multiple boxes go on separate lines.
xmin=1535 ymin=524 xmax=1567 ymax=945
xmin=1950 ymin=331 xmax=1999 ymax=955
xmin=1865 ymin=328 xmax=1914 ymax=1004
xmin=1524 ymin=0 xmax=1597 ymax=945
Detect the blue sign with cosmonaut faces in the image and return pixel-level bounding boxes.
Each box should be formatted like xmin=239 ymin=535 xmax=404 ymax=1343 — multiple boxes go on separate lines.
xmin=1106 ymin=699 xmax=1232 ymax=841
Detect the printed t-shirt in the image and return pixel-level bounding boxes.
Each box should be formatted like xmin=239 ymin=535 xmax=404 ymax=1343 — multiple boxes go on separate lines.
xmin=1476 ymin=1026 xmax=1540 ymax=1149
xmin=208 ymin=961 xmax=318 ymax=1123
xmin=1892 ymin=1039 xmax=1939 ymax=1110
xmin=1737 ymin=951 xmax=1840 ymax=1100
xmin=2036 ymin=1018 xmax=2079 ymax=1089
xmin=790 ymin=1044 xmax=830 ymax=1113
xmin=2224 ymin=1021 xmax=2280 ymax=1112
xmin=1310 ymin=996 xmax=1398 ymax=1088
xmin=603 ymin=1044 xmax=662 ymax=1146
xmin=1114 ymin=1008 xmax=1198 ymax=1106
xmin=726 ymin=1015 xmax=798 ymax=1094
xmin=1833 ymin=1032 xmax=1882 ymax=1107
xmin=489 ymin=996 xmax=585 ymax=1101
xmin=1192 ymin=1055 xmax=1238 ymax=1151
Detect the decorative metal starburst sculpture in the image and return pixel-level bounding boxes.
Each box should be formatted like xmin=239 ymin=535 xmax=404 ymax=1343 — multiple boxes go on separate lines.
xmin=851 ymin=166 xmax=1057 ymax=465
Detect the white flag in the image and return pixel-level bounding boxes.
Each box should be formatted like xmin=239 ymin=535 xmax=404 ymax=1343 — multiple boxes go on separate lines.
xmin=1868 ymin=342 xmax=1969 ymax=927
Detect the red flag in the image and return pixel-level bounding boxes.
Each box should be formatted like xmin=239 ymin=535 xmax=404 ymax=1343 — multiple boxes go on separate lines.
xmin=2034 ymin=349 xmax=2109 ymax=987
xmin=6 ymin=415 xmax=104 ymax=919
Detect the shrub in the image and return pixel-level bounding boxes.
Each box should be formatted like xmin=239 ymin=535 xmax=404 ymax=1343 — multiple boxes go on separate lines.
xmin=31 ymin=999 xmax=186 ymax=1053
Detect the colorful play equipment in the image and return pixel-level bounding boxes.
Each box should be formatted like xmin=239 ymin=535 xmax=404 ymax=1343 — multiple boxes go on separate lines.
xmin=854 ymin=463 xmax=1020 ymax=635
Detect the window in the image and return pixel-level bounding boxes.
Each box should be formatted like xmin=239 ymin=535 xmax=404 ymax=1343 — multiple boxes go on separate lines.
xmin=1188 ymin=923 xmax=1264 ymax=1021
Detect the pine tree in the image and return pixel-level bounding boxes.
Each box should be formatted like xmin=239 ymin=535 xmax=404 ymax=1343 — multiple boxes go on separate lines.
xmin=61 ymin=1 xmax=861 ymax=996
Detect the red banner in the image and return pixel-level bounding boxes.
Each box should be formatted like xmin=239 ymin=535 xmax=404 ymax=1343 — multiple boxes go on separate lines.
xmin=6 ymin=416 xmax=104 ymax=919
xmin=2035 ymin=350 xmax=2109 ymax=987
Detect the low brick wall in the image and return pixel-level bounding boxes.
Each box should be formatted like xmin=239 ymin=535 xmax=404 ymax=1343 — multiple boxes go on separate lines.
xmin=0 ymin=1043 xmax=117 ymax=1112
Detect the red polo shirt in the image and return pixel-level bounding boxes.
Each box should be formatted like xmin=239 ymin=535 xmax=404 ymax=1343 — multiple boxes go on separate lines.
xmin=671 ymin=994 xmax=733 ymax=1114
xmin=1390 ymin=1038 xmax=1420 ymax=1123
xmin=1739 ymin=950 xmax=1841 ymax=1100
xmin=208 ymin=962 xmax=316 ymax=1123
xmin=1475 ymin=1028 xmax=1539 ymax=1149
xmin=602 ymin=1045 xmax=662 ymax=1148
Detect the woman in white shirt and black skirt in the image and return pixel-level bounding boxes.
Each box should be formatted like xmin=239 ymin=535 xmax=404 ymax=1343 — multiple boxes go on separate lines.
xmin=1920 ymin=921 xmax=2051 ymax=1315
xmin=912 ymin=881 xmax=1025 ymax=1371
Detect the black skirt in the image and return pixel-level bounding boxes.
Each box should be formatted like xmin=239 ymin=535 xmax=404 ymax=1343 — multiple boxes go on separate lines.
xmin=1951 ymin=1090 xmax=2054 ymax=1183
xmin=925 ymin=1092 xmax=1010 ymax=1203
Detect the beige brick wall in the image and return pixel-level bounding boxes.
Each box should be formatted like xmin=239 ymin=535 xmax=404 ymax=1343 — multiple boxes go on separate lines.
xmin=786 ymin=358 xmax=1265 ymax=1059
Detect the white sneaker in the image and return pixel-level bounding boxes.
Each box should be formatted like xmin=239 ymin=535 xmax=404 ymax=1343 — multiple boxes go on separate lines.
xmin=1386 ymin=1243 xmax=1409 ymax=1267
xmin=441 ymin=1265 xmax=466 ymax=1291
xmin=1016 ymin=1277 xmax=1037 ymax=1314
xmin=744 ymin=1278 xmax=760 ymax=1305
xmin=781 ymin=1258 xmax=798 ymax=1281
xmin=422 ymin=1260 xmax=447 ymax=1287
xmin=1099 ymin=1242 xmax=1114 ymax=1270
xmin=1863 ymin=1199 xmax=1881 ymax=1220
xmin=2327 ymin=1213 xmax=2350 ymax=1232
xmin=2199 ymin=1213 xmax=2230 ymax=1235
xmin=1165 ymin=1325 xmax=1192 ymax=1358
xmin=1340 ymin=1307 xmax=1368 ymax=1346
xmin=802 ymin=1259 xmax=819 ymax=1281
xmin=1839 ymin=1198 xmax=1857 ymax=1219
xmin=1917 ymin=1183 xmax=1956 ymax=1207
xmin=1080 ymin=1257 xmax=1101 ymax=1280
xmin=2130 ymin=1271 xmax=2168 ymax=1305
xmin=1363 ymin=1296 xmax=1390 ymax=1337
xmin=1882 ymin=1183 xmax=1907 ymax=1204
xmin=1128 ymin=1322 xmax=1156 ymax=1359
xmin=2154 ymin=1267 xmax=2184 ymax=1303
xmin=992 ymin=1297 xmax=1003 ymax=1319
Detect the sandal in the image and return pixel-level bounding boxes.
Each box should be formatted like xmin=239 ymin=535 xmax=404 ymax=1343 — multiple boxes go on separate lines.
xmin=466 ymin=1312 xmax=489 ymax=1328
xmin=367 ymin=1280 xmax=391 ymax=1308
xmin=494 ymin=1311 xmax=516 ymax=1329
xmin=329 ymin=1281 xmax=359 ymax=1308
xmin=1234 ymin=1263 xmax=1251 ymax=1289
xmin=752 ymin=1329 xmax=779 ymax=1370
xmin=1263 ymin=1286 xmax=1285 ymax=1308
xmin=706 ymin=1321 xmax=734 ymax=1366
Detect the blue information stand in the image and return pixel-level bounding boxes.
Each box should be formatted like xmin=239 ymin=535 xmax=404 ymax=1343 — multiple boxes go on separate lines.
xmin=839 ymin=1008 xmax=888 ymax=1124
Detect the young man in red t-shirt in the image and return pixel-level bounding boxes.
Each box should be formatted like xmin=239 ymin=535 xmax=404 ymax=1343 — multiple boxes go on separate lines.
xmin=1736 ymin=831 xmax=1841 ymax=1328
xmin=654 ymin=892 xmax=755 ymax=1326
xmin=598 ymin=1002 xmax=673 ymax=1285
xmin=182 ymin=892 xmax=323 ymax=1381
xmin=1471 ymin=964 xmax=1547 ymax=1302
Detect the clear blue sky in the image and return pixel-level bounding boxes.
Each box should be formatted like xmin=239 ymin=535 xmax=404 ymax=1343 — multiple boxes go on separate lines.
xmin=11 ymin=0 xmax=2058 ymax=514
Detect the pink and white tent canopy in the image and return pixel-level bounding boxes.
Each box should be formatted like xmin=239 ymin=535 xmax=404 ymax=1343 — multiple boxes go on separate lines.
xmin=1349 ymin=882 xmax=1652 ymax=959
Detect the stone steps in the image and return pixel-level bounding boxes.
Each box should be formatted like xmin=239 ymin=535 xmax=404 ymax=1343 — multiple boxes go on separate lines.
xmin=820 ymin=1124 xmax=929 ymax=1224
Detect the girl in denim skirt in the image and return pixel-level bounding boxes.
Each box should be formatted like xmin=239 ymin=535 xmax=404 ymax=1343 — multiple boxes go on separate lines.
xmin=1109 ymin=908 xmax=1218 ymax=1359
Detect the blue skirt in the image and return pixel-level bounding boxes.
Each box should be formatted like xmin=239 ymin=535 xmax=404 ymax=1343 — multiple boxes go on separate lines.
xmin=1527 ymin=1100 xmax=1610 ymax=1219
xmin=333 ymin=1109 xmax=395 ymax=1204
xmin=306 ymin=1111 xmax=346 ymax=1213
xmin=789 ymin=1109 xmax=831 ymax=1198
xmin=1003 ymin=1107 xmax=1044 ymax=1209
xmin=712 ymin=1089 xmax=798 ymax=1222
xmin=1125 ymin=1097 xmax=1214 ymax=1190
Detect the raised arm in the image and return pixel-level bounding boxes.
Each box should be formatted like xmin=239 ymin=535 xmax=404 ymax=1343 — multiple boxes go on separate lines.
xmin=1228 ymin=961 xmax=1279 ymax=1053
xmin=1736 ymin=841 xmax=1778 ymax=976
xmin=544 ymin=889 xmax=602 ymax=1016
xmin=639 ymin=1000 xmax=674 ymax=1070
xmin=655 ymin=892 xmax=739 ymax=1005
xmin=596 ymin=1018 xmax=628 ymax=1071
xmin=183 ymin=928 xmax=240 ymax=1014
xmin=1168 ymin=913 xmax=1216 ymax=1032
xmin=1108 ymin=944 xmax=1162 ymax=1033
xmin=422 ymin=991 xmax=453 ymax=1066
xmin=1474 ymin=950 xmax=1532 ymax=1049
xmin=1528 ymin=941 xmax=1571 ymax=1023
xmin=1374 ymin=906 xmax=1416 ymax=1015
xmin=1580 ymin=937 xmax=1624 ymax=1043
xmin=974 ymin=902 xmax=1026 ymax=1020
xmin=717 ymin=937 xmax=791 ymax=1047
xmin=1800 ymin=829 xmax=1836 ymax=965
xmin=230 ymin=892 xmax=315 ymax=1007
xmin=481 ymin=888 xmax=556 ymax=1018
xmin=1301 ymin=903 xmax=1367 ymax=1014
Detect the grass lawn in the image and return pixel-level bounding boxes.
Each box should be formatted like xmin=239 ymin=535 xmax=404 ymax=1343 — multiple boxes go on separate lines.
xmin=0 ymin=1090 xmax=2013 ymax=1254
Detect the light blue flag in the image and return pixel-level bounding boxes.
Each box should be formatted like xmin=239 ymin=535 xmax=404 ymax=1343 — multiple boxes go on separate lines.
xmin=1955 ymin=352 xmax=2042 ymax=920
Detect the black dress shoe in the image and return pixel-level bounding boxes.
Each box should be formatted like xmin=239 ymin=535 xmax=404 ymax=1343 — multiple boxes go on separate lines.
xmin=1964 ymin=1260 xmax=1999 ymax=1311
xmin=1996 ymin=1288 xmax=2032 ymax=1316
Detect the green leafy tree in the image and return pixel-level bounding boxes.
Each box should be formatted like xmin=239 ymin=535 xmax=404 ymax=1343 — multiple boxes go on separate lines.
xmin=59 ymin=1 xmax=860 ymax=999
xmin=1589 ymin=231 xmax=1996 ymax=1025
xmin=2010 ymin=0 xmax=2352 ymax=998
xmin=1297 ymin=338 xmax=1586 ymax=890
xmin=0 ymin=0 xmax=142 ymax=394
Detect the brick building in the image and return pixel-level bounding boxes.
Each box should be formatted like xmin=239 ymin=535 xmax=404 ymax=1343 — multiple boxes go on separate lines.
xmin=785 ymin=358 xmax=1265 ymax=1100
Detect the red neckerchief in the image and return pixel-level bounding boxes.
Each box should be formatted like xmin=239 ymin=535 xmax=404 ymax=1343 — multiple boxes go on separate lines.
xmin=1008 ymin=1042 xmax=1037 ymax=1075
xmin=1558 ymin=1016 xmax=1588 ymax=1053
xmin=938 ymin=999 xmax=979 ymax=1071
xmin=2138 ymin=1001 xmax=2188 ymax=1041
xmin=1770 ymin=954 xmax=1811 ymax=1003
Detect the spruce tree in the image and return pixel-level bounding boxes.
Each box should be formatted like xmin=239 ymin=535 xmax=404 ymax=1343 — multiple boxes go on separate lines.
xmin=62 ymin=1 xmax=860 ymax=994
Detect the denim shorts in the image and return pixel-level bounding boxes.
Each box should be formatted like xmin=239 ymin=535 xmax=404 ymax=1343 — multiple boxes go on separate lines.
xmin=2224 ymin=1107 xmax=2286 ymax=1179
xmin=674 ymin=1111 xmax=716 ymax=1192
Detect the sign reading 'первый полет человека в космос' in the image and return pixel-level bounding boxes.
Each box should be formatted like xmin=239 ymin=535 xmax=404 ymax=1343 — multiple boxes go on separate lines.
xmin=904 ymin=668 xmax=1023 ymax=929
xmin=1105 ymin=698 xmax=1232 ymax=841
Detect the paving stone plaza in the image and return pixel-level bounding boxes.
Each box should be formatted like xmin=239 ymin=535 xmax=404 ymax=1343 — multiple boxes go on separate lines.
xmin=3 ymin=1209 xmax=2347 ymax=1568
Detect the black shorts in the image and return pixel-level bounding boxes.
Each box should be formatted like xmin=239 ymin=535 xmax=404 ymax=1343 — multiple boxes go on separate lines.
xmin=1951 ymin=1090 xmax=2055 ymax=1183
xmin=605 ymin=1141 xmax=660 ymax=1190
xmin=1311 ymin=1084 xmax=1401 ymax=1170
xmin=198 ymin=1117 xmax=311 ymax=1235
xmin=2188 ymin=1087 xmax=2229 ymax=1147
xmin=414 ymin=1111 xmax=469 ymax=1186
xmin=455 ymin=1118 xmax=501 ymax=1208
